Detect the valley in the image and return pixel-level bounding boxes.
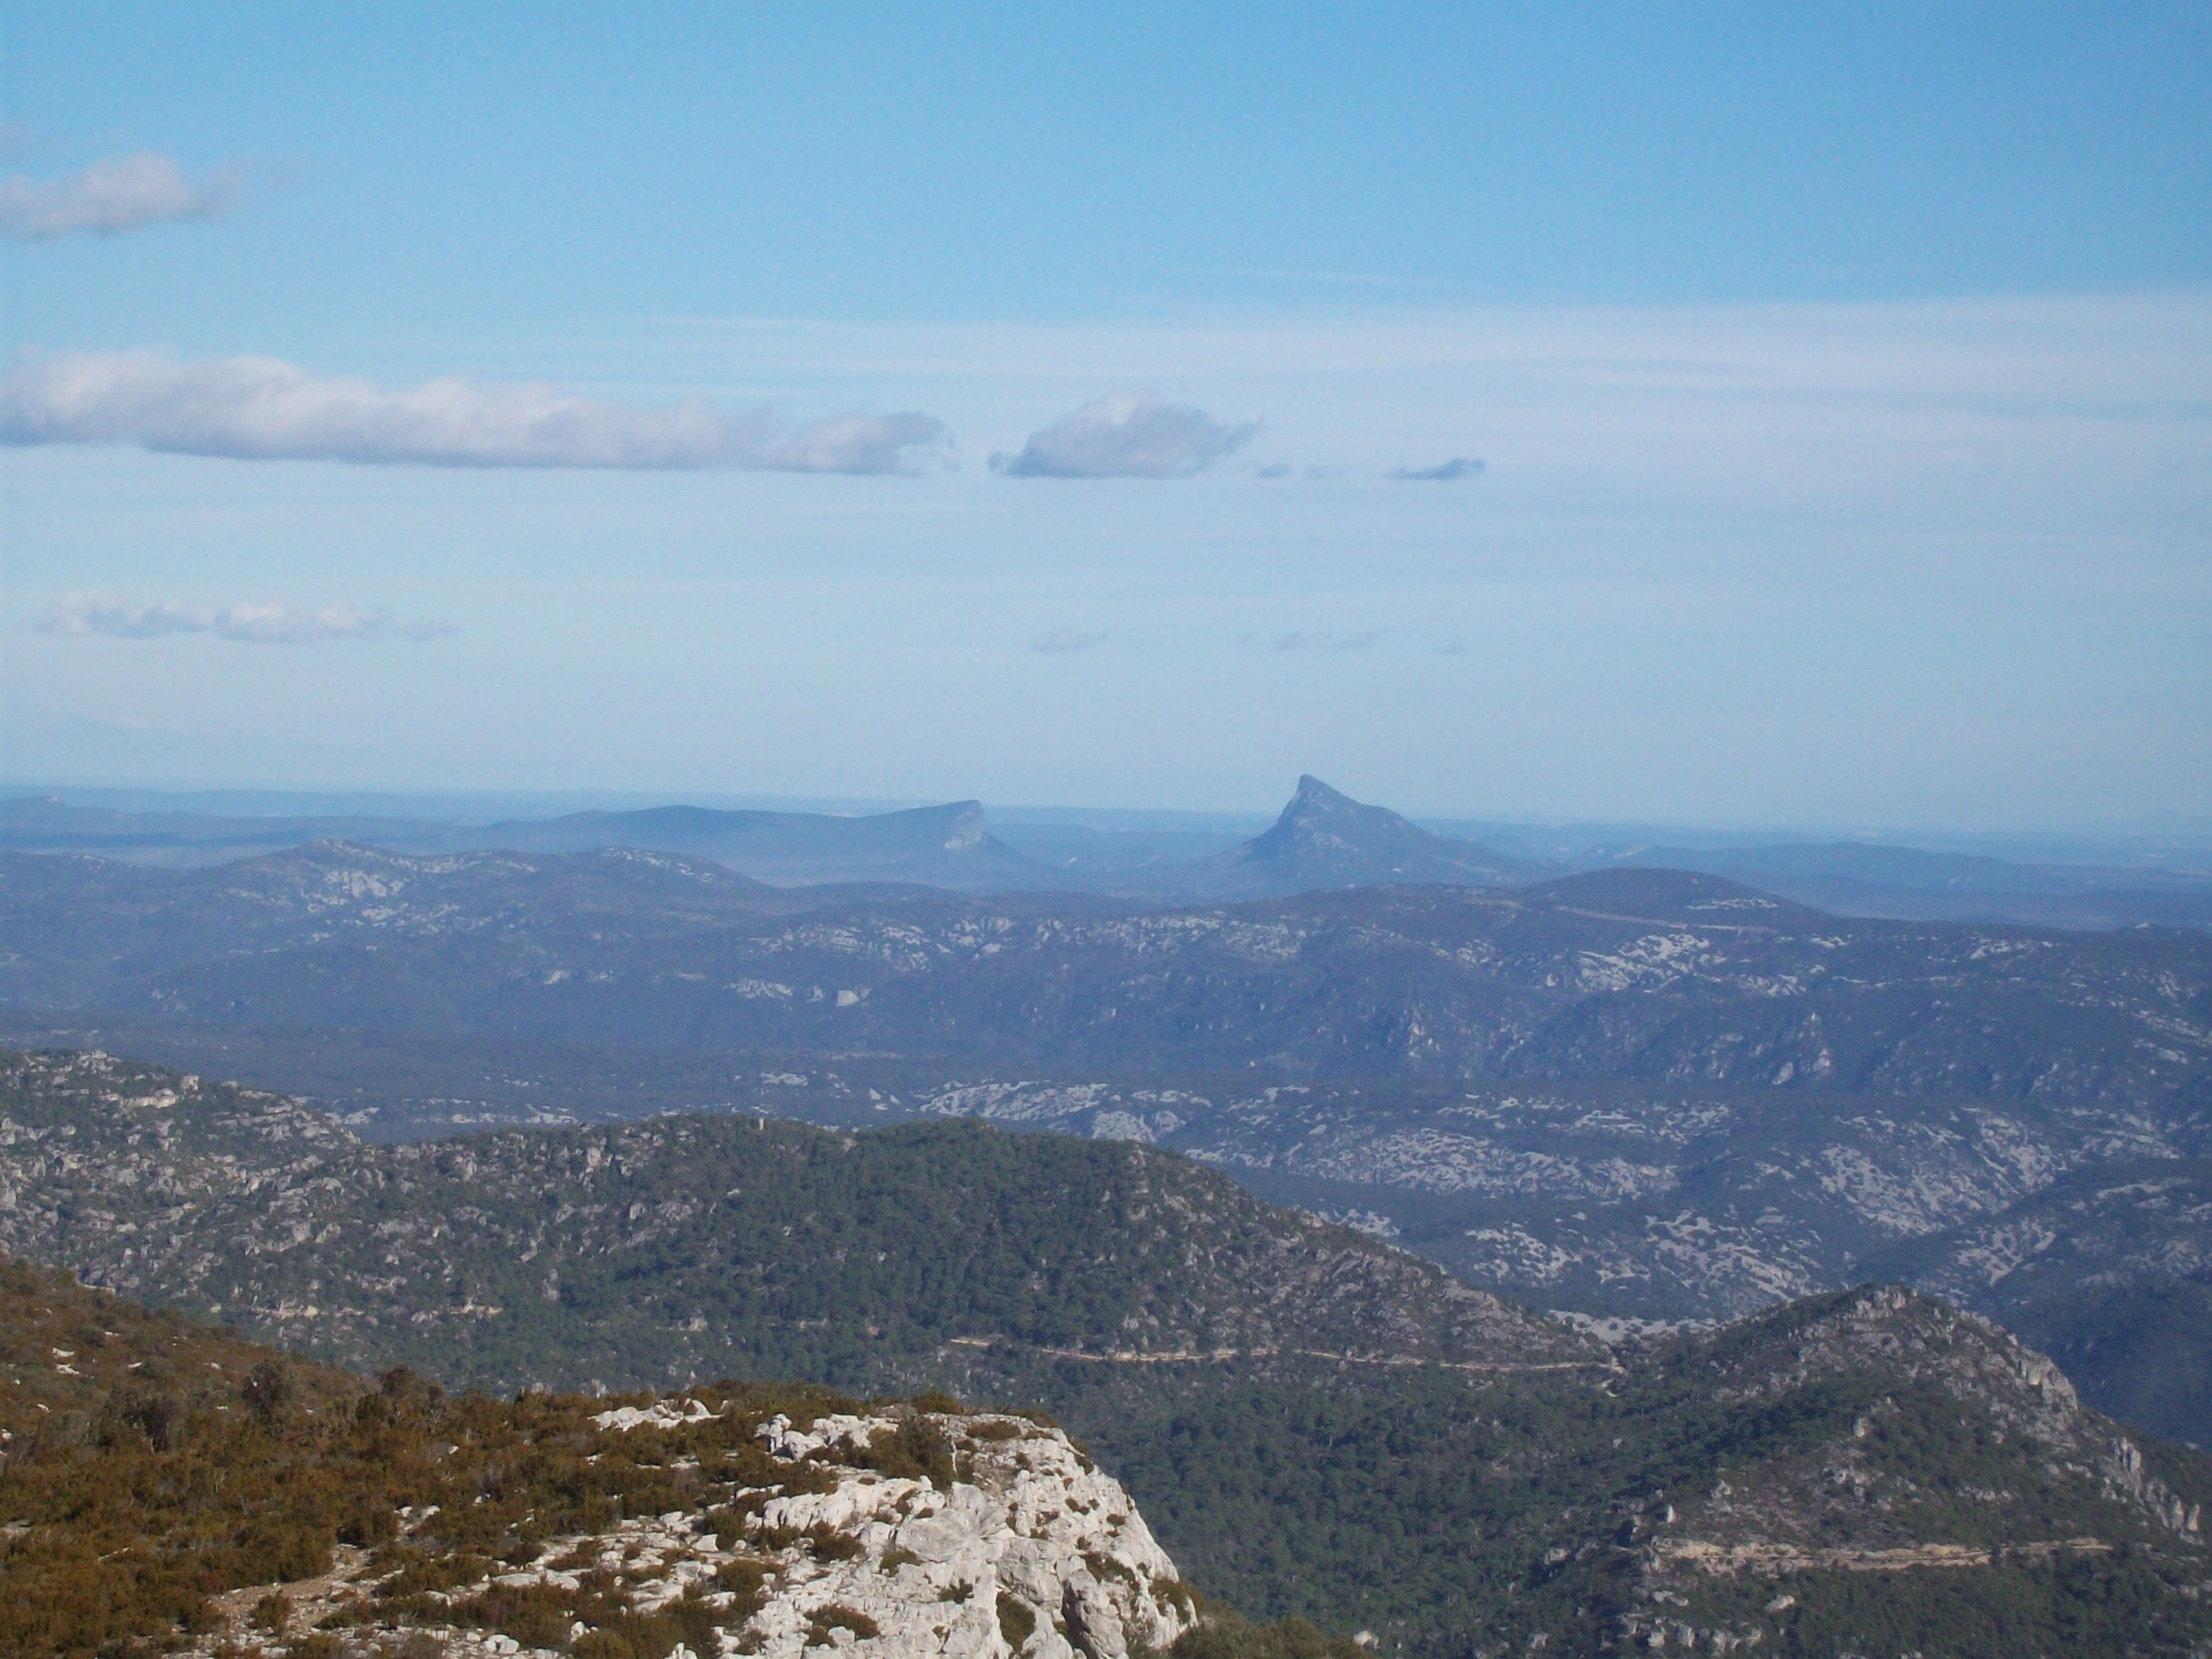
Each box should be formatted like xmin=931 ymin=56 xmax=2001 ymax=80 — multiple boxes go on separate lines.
xmin=8 ymin=1058 xmax=2212 ymax=1658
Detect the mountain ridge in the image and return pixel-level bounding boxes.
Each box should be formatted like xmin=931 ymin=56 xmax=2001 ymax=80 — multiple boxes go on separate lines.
xmin=10 ymin=780 xmax=2212 ymax=928
xmin=0 ymin=1046 xmax=1588 ymax=1388
xmin=8 ymin=1055 xmax=2212 ymax=1656
xmin=8 ymin=847 xmax=2203 ymax=1107
xmin=444 ymin=799 xmax=1046 ymax=891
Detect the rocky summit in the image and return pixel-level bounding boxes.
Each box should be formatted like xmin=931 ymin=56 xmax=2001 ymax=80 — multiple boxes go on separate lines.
xmin=739 ymin=1408 xmax=1189 ymax=1659
xmin=1172 ymin=777 xmax=1535 ymax=898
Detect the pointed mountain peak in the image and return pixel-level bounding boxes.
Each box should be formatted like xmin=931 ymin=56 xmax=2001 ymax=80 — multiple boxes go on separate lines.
xmin=1272 ymin=777 xmax=1412 ymax=837
xmin=1186 ymin=778 xmax=1535 ymax=898
xmin=1286 ymin=774 xmax=1356 ymax=814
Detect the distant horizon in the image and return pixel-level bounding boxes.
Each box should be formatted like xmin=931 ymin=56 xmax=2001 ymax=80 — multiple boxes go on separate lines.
xmin=9 ymin=772 xmax=2211 ymax=862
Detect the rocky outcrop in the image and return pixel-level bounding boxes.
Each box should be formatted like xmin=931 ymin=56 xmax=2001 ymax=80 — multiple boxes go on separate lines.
xmin=189 ymin=1400 xmax=1194 ymax=1659
xmin=745 ymin=1411 xmax=1189 ymax=1659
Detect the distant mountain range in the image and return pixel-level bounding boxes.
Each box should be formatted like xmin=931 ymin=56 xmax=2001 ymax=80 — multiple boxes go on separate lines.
xmin=6 ymin=829 xmax=2212 ymax=1448
xmin=0 ymin=793 xmax=1037 ymax=890
xmin=452 ymin=799 xmax=1042 ymax=888
xmin=7 ymin=777 xmax=2209 ymax=928
xmin=6 ymin=776 xmax=2212 ymax=1469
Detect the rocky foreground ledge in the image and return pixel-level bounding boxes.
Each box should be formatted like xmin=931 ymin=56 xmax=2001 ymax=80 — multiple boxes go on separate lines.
xmin=202 ymin=1398 xmax=1196 ymax=1659
xmin=1 ymin=1258 xmax=1238 ymax=1659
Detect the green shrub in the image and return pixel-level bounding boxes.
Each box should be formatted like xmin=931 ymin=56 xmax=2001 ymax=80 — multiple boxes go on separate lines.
xmin=242 ymin=1359 xmax=297 ymax=1424
xmin=853 ymin=1417 xmax=957 ymax=1487
xmin=811 ymin=1604 xmax=882 ymax=1642
xmin=454 ymin=1584 xmax=576 ymax=1648
xmin=717 ymin=1556 xmax=773 ymax=1619
xmin=999 ymin=1593 xmax=1038 ymax=1650
xmin=1153 ymin=1578 xmax=1202 ymax=1618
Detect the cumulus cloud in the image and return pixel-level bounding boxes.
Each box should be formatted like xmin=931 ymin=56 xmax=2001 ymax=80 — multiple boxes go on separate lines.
xmin=1390 ymin=456 xmax=1484 ymax=481
xmin=0 ymin=152 xmax=237 ymax=240
xmin=39 ymin=592 xmax=457 ymax=645
xmin=992 ymin=392 xmax=1255 ymax=478
xmin=1031 ymin=626 xmax=1107 ymax=654
xmin=0 ymin=350 xmax=948 ymax=473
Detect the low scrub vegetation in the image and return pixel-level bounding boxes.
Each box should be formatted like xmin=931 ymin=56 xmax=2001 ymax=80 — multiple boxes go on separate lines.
xmin=0 ymin=1259 xmax=992 ymax=1658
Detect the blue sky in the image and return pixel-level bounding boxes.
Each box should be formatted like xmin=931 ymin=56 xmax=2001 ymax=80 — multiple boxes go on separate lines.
xmin=1 ymin=4 xmax=2207 ymax=827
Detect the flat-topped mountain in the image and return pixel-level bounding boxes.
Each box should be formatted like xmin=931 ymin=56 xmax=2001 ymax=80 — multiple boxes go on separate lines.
xmin=0 ymin=794 xmax=1046 ymax=892
xmin=1170 ymin=777 xmax=1536 ymax=898
xmin=444 ymin=799 xmax=1045 ymax=890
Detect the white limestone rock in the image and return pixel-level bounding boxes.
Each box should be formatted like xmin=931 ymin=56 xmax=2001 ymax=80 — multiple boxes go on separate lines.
xmin=350 ymin=1402 xmax=1196 ymax=1659
xmin=740 ymin=1410 xmax=1192 ymax=1659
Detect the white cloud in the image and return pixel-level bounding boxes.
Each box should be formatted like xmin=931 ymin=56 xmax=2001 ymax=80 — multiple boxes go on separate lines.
xmin=39 ymin=592 xmax=457 ymax=644
xmin=1390 ymin=457 xmax=1483 ymax=481
xmin=991 ymin=392 xmax=1254 ymax=478
xmin=0 ymin=152 xmax=237 ymax=240
xmin=0 ymin=350 xmax=949 ymax=473
xmin=1252 ymin=629 xmax=1385 ymax=651
xmin=1031 ymin=626 xmax=1107 ymax=654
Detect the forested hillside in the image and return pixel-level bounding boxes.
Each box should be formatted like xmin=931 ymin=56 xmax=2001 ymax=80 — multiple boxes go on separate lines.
xmin=0 ymin=1049 xmax=1581 ymax=1390
xmin=9 ymin=1053 xmax=2212 ymax=1655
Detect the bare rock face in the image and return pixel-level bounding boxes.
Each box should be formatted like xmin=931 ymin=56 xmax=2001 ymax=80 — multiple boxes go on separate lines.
xmin=743 ymin=1411 xmax=1190 ymax=1659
